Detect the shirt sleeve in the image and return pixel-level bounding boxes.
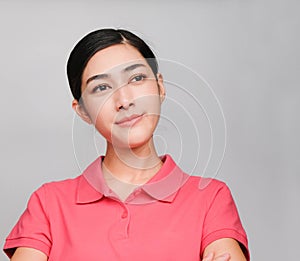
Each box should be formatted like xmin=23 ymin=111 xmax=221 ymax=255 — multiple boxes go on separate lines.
xmin=3 ymin=185 xmax=52 ymax=258
xmin=200 ymin=181 xmax=250 ymax=261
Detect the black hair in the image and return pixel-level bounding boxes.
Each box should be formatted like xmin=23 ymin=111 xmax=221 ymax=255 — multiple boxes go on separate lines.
xmin=66 ymin=28 xmax=158 ymax=100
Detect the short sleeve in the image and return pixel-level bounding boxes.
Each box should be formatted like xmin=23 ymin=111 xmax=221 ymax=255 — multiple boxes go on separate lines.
xmin=201 ymin=182 xmax=250 ymax=261
xmin=3 ymin=185 xmax=52 ymax=258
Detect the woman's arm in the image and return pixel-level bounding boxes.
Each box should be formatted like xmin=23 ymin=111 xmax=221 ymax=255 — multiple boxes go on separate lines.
xmin=10 ymin=247 xmax=47 ymax=261
xmin=203 ymin=238 xmax=247 ymax=261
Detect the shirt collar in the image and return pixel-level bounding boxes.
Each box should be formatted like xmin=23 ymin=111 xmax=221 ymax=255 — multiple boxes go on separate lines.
xmin=77 ymin=154 xmax=189 ymax=204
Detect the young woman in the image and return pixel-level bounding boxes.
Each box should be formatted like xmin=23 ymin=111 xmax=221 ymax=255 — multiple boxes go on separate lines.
xmin=3 ymin=29 xmax=249 ymax=261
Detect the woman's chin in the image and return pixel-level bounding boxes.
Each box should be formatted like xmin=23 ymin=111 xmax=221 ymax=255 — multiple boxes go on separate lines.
xmin=110 ymin=132 xmax=153 ymax=151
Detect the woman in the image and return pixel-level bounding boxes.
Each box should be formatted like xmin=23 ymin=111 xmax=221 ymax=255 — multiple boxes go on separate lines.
xmin=3 ymin=29 xmax=249 ymax=261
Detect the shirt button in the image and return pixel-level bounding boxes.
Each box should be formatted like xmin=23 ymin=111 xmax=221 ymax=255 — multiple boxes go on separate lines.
xmin=121 ymin=212 xmax=128 ymax=218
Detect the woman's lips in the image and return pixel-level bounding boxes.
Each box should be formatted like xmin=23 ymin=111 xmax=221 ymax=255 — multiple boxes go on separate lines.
xmin=115 ymin=114 xmax=144 ymax=127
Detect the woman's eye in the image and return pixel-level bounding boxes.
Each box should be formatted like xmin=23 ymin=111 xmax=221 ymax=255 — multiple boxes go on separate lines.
xmin=131 ymin=74 xmax=146 ymax=83
xmin=92 ymin=84 xmax=111 ymax=93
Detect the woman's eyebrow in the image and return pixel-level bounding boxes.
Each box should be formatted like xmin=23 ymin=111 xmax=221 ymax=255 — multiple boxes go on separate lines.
xmin=86 ymin=73 xmax=109 ymax=85
xmin=86 ymin=64 xmax=146 ymax=85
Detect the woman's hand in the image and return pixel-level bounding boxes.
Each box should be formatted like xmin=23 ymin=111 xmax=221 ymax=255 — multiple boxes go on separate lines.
xmin=203 ymin=238 xmax=247 ymax=261
xmin=202 ymin=252 xmax=231 ymax=261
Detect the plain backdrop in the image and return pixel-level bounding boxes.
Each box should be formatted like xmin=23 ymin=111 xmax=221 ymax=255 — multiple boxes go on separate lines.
xmin=0 ymin=0 xmax=299 ymax=260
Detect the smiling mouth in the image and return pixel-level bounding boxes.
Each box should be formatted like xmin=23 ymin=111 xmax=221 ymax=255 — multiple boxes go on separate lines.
xmin=115 ymin=114 xmax=145 ymax=127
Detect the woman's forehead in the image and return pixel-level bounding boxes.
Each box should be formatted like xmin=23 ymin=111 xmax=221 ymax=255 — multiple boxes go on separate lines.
xmin=83 ymin=44 xmax=149 ymax=79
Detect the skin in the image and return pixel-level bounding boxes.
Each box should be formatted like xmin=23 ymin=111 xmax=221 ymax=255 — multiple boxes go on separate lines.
xmin=74 ymin=44 xmax=166 ymax=183
xmin=203 ymin=238 xmax=247 ymax=261
xmin=11 ymin=247 xmax=46 ymax=261
xmin=10 ymin=44 xmax=246 ymax=261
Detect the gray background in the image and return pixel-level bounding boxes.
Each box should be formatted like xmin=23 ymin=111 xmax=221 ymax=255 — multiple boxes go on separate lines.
xmin=0 ymin=0 xmax=299 ymax=260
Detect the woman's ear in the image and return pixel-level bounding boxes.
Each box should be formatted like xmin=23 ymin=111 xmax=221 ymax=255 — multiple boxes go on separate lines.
xmin=156 ymin=73 xmax=166 ymax=103
xmin=72 ymin=99 xmax=92 ymax=124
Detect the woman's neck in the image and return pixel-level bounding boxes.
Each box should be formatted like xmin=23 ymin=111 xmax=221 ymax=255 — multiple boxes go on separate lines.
xmin=102 ymin=138 xmax=163 ymax=185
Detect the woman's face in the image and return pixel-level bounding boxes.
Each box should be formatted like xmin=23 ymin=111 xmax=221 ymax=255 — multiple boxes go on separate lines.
xmin=74 ymin=44 xmax=165 ymax=149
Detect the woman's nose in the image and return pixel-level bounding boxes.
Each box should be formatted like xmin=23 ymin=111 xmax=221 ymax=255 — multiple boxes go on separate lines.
xmin=115 ymin=85 xmax=134 ymax=111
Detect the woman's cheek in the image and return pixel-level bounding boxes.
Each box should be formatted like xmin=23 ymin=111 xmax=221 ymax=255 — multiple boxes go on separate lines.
xmin=95 ymin=108 xmax=115 ymax=138
xmin=87 ymin=98 xmax=111 ymax=123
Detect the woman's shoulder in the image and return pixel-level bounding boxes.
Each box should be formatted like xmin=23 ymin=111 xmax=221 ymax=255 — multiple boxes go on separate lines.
xmin=185 ymin=175 xmax=228 ymax=191
xmin=44 ymin=174 xmax=82 ymax=187
xmin=32 ymin=175 xmax=84 ymax=198
xmin=181 ymin=175 xmax=233 ymax=202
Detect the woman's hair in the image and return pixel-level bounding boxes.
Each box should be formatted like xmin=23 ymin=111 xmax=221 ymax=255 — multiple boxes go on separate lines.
xmin=67 ymin=28 xmax=158 ymax=100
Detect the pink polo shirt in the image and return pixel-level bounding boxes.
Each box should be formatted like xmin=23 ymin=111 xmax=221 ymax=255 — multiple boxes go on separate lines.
xmin=3 ymin=155 xmax=250 ymax=260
